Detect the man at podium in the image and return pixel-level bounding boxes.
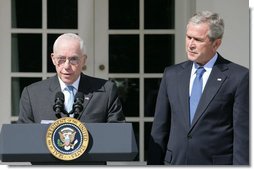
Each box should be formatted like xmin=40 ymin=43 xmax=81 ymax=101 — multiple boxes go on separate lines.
xmin=1 ymin=34 xmax=137 ymax=165
xmin=17 ymin=33 xmax=125 ymax=123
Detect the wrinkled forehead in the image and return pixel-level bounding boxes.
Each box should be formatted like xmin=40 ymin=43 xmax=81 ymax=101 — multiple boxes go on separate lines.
xmin=54 ymin=35 xmax=86 ymax=55
xmin=54 ymin=40 xmax=83 ymax=56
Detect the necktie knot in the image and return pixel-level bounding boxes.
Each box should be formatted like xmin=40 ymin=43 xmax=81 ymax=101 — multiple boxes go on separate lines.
xmin=196 ymin=67 xmax=206 ymax=79
xmin=67 ymin=85 xmax=74 ymax=92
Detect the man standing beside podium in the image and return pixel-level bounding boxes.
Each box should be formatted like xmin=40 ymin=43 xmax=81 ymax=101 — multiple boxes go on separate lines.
xmin=17 ymin=33 xmax=125 ymax=123
xmin=147 ymin=11 xmax=249 ymax=165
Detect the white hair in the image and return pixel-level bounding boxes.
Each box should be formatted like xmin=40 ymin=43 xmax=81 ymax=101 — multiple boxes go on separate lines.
xmin=53 ymin=33 xmax=87 ymax=55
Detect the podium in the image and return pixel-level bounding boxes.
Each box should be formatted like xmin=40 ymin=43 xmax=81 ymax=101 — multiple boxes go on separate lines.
xmin=0 ymin=123 xmax=138 ymax=165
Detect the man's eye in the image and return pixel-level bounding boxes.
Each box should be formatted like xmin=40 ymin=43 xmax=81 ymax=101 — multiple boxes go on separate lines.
xmin=70 ymin=57 xmax=79 ymax=61
xmin=58 ymin=57 xmax=66 ymax=60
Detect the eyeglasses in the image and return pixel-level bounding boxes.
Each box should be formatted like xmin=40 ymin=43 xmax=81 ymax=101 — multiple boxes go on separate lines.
xmin=54 ymin=56 xmax=80 ymax=65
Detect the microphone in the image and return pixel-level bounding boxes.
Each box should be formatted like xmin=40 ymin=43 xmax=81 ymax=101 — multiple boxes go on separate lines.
xmin=53 ymin=91 xmax=65 ymax=119
xmin=72 ymin=92 xmax=84 ymax=119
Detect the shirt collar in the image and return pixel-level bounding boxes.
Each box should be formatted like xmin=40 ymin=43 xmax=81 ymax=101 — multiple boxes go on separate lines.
xmin=191 ymin=53 xmax=218 ymax=75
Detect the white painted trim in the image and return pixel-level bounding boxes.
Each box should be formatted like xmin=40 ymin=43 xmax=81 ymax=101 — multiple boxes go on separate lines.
xmin=0 ymin=0 xmax=11 ymax=123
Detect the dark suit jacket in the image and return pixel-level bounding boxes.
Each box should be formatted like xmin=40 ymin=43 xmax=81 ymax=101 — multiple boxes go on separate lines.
xmin=147 ymin=54 xmax=249 ymax=165
xmin=17 ymin=73 xmax=125 ymax=123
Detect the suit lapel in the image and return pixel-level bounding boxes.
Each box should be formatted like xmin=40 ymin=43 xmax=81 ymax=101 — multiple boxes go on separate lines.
xmin=177 ymin=61 xmax=193 ymax=129
xmin=77 ymin=74 xmax=94 ymax=119
xmin=190 ymin=56 xmax=229 ymax=128
xmin=48 ymin=75 xmax=63 ymax=117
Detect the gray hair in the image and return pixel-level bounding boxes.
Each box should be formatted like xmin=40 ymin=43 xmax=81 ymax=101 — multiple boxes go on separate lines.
xmin=187 ymin=11 xmax=224 ymax=42
xmin=53 ymin=33 xmax=87 ymax=55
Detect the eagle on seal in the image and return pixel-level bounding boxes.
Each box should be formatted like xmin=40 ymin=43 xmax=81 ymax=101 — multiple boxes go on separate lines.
xmin=58 ymin=127 xmax=78 ymax=150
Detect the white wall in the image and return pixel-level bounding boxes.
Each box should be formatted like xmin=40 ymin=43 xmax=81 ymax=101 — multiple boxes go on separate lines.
xmin=249 ymin=1 xmax=254 ymax=166
xmin=196 ymin=0 xmax=249 ymax=68
xmin=0 ymin=0 xmax=11 ymax=124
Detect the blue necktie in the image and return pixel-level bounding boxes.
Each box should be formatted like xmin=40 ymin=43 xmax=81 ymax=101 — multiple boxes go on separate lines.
xmin=65 ymin=85 xmax=74 ymax=113
xmin=190 ymin=67 xmax=206 ymax=124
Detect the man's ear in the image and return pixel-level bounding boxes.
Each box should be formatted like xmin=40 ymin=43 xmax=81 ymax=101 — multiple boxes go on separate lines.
xmin=51 ymin=53 xmax=56 ymax=65
xmin=82 ymin=55 xmax=87 ymax=71
xmin=83 ymin=54 xmax=87 ymax=60
xmin=213 ymin=39 xmax=222 ymax=51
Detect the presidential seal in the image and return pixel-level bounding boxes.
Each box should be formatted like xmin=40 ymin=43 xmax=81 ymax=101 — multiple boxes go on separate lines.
xmin=46 ymin=117 xmax=89 ymax=161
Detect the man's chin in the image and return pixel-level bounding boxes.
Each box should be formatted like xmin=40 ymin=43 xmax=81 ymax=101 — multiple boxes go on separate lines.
xmin=187 ymin=56 xmax=197 ymax=62
xmin=61 ymin=77 xmax=73 ymax=84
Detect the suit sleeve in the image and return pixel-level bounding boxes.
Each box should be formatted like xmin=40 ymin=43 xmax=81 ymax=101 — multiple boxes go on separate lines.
xmin=233 ymin=71 xmax=249 ymax=164
xmin=106 ymin=81 xmax=125 ymax=122
xmin=17 ymin=87 xmax=35 ymax=123
xmin=147 ymin=69 xmax=171 ymax=165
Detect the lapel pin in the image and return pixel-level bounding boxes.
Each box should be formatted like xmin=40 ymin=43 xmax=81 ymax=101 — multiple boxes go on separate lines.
xmin=217 ymin=78 xmax=222 ymax=81
xmin=85 ymin=97 xmax=90 ymax=100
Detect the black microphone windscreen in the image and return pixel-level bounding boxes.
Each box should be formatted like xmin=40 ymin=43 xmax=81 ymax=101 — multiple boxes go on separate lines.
xmin=55 ymin=91 xmax=64 ymax=102
xmin=53 ymin=91 xmax=65 ymax=117
xmin=75 ymin=92 xmax=84 ymax=102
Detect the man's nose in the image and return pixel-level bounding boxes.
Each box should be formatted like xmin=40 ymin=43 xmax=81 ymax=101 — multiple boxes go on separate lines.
xmin=63 ymin=59 xmax=71 ymax=68
xmin=188 ymin=39 xmax=195 ymax=49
